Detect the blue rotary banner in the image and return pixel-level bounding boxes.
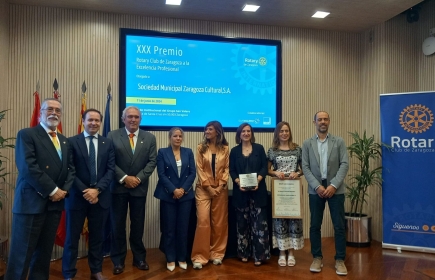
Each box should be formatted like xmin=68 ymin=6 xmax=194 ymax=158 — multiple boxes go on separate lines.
xmin=380 ymin=92 xmax=435 ymax=252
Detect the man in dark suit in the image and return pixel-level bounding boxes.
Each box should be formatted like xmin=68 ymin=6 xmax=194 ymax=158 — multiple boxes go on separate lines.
xmin=302 ymin=111 xmax=349 ymax=276
xmin=108 ymin=106 xmax=157 ymax=275
xmin=6 ymin=98 xmax=75 ymax=280
xmin=62 ymin=109 xmax=115 ymax=280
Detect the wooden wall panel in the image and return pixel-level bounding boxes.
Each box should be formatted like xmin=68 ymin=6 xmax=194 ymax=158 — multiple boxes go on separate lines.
xmin=0 ymin=0 xmax=10 ymax=238
xmin=3 ymin=1 xmax=433 ymax=249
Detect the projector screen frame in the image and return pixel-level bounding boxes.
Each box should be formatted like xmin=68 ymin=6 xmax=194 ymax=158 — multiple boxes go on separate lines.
xmin=119 ymin=28 xmax=282 ymax=132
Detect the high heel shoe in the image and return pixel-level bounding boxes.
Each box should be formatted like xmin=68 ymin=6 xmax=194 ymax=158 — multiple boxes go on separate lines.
xmin=167 ymin=262 xmax=175 ymax=271
xmin=178 ymin=261 xmax=187 ymax=270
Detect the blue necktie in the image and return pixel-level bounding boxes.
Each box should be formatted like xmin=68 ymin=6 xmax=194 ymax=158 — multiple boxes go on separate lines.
xmin=88 ymin=136 xmax=97 ymax=185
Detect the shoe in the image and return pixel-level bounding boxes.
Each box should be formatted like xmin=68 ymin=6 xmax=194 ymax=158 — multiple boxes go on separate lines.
xmin=133 ymin=260 xmax=149 ymax=270
xmin=254 ymin=260 xmax=262 ymax=267
xmin=310 ymin=257 xmax=323 ymax=272
xmin=178 ymin=262 xmax=187 ymax=270
xmin=167 ymin=262 xmax=175 ymax=272
xmin=240 ymin=258 xmax=248 ymax=263
xmin=335 ymin=260 xmax=348 ymax=275
xmin=212 ymin=258 xmax=222 ymax=265
xmin=90 ymin=272 xmax=108 ymax=280
xmin=278 ymin=255 xmax=286 ymax=267
xmin=113 ymin=264 xmax=125 ymax=275
xmin=287 ymin=255 xmax=296 ymax=267
xmin=193 ymin=262 xmax=202 ymax=269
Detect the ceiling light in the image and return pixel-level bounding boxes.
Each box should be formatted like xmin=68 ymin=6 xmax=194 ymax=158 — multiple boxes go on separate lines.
xmin=166 ymin=0 xmax=182 ymax=5
xmin=243 ymin=4 xmax=260 ymax=12
xmin=312 ymin=11 xmax=330 ymax=18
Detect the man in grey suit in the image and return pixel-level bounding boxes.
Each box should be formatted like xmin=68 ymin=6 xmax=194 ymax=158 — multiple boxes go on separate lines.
xmin=108 ymin=106 xmax=157 ymax=275
xmin=301 ymin=111 xmax=349 ymax=276
xmin=6 ymin=98 xmax=75 ymax=280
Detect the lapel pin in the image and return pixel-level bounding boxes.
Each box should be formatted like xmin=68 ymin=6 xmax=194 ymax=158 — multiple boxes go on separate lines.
xmin=141 ymin=141 xmax=143 ymax=144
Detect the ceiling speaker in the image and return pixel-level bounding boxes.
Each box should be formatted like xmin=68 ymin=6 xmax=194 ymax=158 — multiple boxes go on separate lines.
xmin=422 ymin=36 xmax=435 ymax=56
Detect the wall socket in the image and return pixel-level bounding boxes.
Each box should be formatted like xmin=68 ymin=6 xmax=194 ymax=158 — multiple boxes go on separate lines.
xmin=430 ymin=28 xmax=435 ymax=36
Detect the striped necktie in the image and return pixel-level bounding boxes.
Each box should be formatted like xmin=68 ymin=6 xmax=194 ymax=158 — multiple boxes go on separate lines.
xmin=129 ymin=133 xmax=135 ymax=154
xmin=48 ymin=131 xmax=62 ymax=159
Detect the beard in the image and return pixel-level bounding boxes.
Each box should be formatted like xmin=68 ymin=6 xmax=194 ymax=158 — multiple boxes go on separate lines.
xmin=43 ymin=116 xmax=59 ymax=128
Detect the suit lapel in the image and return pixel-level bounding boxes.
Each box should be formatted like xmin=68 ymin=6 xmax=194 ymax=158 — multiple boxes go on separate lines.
xmin=77 ymin=133 xmax=91 ymax=171
xmin=327 ymin=135 xmax=335 ymax=161
xmin=37 ymin=125 xmax=62 ymax=165
xmin=179 ymin=148 xmax=187 ymax=176
xmin=166 ymin=148 xmax=178 ymax=175
xmin=311 ymin=136 xmax=320 ymax=166
xmin=132 ymin=130 xmax=145 ymax=163
xmin=120 ymin=129 xmax=134 ymax=160
xmin=97 ymin=135 xmax=106 ymax=169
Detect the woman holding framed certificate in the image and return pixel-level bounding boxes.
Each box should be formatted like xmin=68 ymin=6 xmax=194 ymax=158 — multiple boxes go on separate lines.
xmin=229 ymin=123 xmax=270 ymax=266
xmin=267 ymin=121 xmax=304 ymax=267
xmin=191 ymin=121 xmax=229 ymax=270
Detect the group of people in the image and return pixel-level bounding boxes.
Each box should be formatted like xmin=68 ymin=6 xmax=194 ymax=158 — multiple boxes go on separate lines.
xmin=5 ymin=98 xmax=349 ymax=280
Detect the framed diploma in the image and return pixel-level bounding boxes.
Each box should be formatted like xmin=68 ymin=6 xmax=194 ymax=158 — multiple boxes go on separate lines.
xmin=271 ymin=178 xmax=302 ymax=218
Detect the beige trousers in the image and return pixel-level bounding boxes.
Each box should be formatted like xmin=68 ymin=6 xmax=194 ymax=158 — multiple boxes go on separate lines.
xmin=191 ymin=186 xmax=228 ymax=264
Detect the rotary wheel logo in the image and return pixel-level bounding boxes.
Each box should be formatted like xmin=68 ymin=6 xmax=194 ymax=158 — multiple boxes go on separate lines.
xmin=231 ymin=45 xmax=276 ymax=95
xmin=399 ymin=104 xmax=433 ymax=133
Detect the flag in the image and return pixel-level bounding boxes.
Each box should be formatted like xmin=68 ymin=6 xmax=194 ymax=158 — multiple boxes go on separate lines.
xmin=77 ymin=93 xmax=87 ymax=134
xmin=53 ymin=81 xmax=63 ymax=133
xmin=102 ymin=92 xmax=111 ymax=137
xmin=102 ymin=90 xmax=112 ymax=256
xmin=30 ymin=91 xmax=41 ymax=127
xmin=52 ymin=80 xmax=66 ymax=247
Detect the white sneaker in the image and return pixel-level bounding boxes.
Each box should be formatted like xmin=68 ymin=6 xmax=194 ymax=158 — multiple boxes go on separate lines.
xmin=212 ymin=259 xmax=222 ymax=265
xmin=310 ymin=257 xmax=323 ymax=272
xmin=193 ymin=262 xmax=202 ymax=269
xmin=335 ymin=260 xmax=348 ymax=275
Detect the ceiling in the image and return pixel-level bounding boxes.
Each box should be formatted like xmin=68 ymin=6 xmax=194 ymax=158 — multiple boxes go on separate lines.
xmin=8 ymin=0 xmax=424 ymax=32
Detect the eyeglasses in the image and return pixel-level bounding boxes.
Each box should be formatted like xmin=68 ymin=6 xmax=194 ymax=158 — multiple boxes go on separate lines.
xmin=42 ymin=107 xmax=62 ymax=114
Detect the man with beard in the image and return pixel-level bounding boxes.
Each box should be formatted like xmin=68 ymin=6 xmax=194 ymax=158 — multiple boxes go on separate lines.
xmin=301 ymin=111 xmax=349 ymax=276
xmin=6 ymin=98 xmax=75 ymax=280
xmin=108 ymin=106 xmax=157 ymax=275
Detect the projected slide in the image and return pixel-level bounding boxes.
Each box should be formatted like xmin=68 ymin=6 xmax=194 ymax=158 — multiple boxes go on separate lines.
xmin=122 ymin=32 xmax=281 ymax=130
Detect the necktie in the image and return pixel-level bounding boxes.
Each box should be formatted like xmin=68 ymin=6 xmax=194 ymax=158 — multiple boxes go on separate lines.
xmin=88 ymin=136 xmax=97 ymax=185
xmin=129 ymin=133 xmax=135 ymax=154
xmin=48 ymin=131 xmax=62 ymax=159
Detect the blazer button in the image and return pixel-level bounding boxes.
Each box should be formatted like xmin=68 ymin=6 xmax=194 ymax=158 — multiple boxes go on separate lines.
xmin=46 ymin=166 xmax=49 ymax=169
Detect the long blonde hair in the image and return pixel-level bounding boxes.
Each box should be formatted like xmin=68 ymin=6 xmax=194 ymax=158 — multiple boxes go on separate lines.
xmin=199 ymin=120 xmax=228 ymax=154
xmin=272 ymin=121 xmax=299 ymax=150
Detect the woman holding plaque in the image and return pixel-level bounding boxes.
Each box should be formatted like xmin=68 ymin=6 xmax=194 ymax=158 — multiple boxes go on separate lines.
xmin=154 ymin=127 xmax=196 ymax=271
xmin=191 ymin=121 xmax=229 ymax=270
xmin=267 ymin=121 xmax=304 ymax=267
xmin=230 ymin=123 xmax=270 ymax=266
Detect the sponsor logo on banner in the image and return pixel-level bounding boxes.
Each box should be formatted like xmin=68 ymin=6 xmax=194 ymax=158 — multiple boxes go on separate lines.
xmin=390 ymin=104 xmax=435 ymax=153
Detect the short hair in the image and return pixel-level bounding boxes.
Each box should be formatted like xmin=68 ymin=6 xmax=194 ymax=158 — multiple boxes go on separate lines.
xmin=314 ymin=111 xmax=330 ymax=121
xmin=235 ymin=123 xmax=255 ymax=144
xmin=41 ymin=98 xmax=62 ymax=110
xmin=122 ymin=106 xmax=141 ymax=119
xmin=168 ymin=127 xmax=184 ymax=146
xmin=82 ymin=108 xmax=103 ymax=121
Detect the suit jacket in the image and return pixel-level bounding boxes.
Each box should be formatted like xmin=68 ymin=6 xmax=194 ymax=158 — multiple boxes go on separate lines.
xmin=66 ymin=133 xmax=115 ymax=210
xmin=194 ymin=144 xmax=229 ymax=199
xmin=13 ymin=124 xmax=75 ymax=214
xmin=229 ymin=143 xmax=268 ymax=208
xmin=108 ymin=128 xmax=157 ymax=196
xmin=301 ymin=134 xmax=349 ymax=195
xmin=154 ymin=146 xmax=196 ymax=203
